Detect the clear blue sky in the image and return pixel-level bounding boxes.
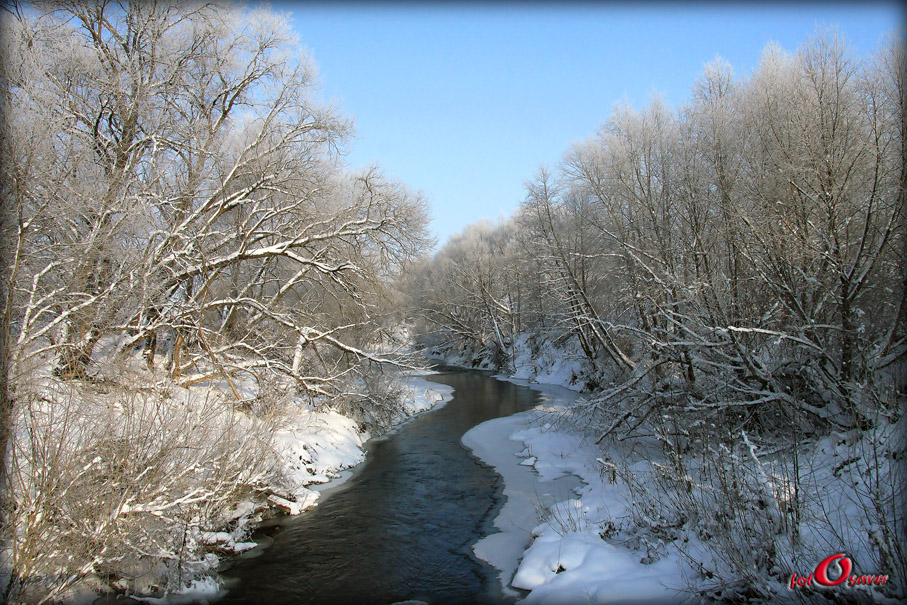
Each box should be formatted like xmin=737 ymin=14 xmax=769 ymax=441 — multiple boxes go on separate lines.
xmin=270 ymin=2 xmax=903 ymax=249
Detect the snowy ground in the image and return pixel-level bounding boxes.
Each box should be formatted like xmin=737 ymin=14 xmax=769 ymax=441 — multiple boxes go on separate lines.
xmin=270 ymin=373 xmax=454 ymax=513
xmin=463 ymin=367 xmax=696 ymax=604
xmin=461 ymin=386 xmax=582 ymax=598
xmin=457 ymin=328 xmax=904 ymax=604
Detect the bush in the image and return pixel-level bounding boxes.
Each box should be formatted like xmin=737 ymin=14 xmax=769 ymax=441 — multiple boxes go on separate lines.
xmin=2 ymin=370 xmax=275 ymax=603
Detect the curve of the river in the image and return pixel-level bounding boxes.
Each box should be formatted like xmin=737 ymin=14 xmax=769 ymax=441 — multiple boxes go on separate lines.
xmin=220 ymin=367 xmax=541 ymax=605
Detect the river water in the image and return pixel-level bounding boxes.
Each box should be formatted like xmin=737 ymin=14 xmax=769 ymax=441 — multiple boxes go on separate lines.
xmin=220 ymin=367 xmax=542 ymax=605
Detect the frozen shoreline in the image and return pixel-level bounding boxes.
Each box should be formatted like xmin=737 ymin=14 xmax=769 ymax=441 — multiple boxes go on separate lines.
xmin=461 ymin=378 xmax=584 ymax=596
xmin=269 ymin=372 xmax=455 ymax=512
xmin=462 ymin=408 xmax=582 ymax=597
xmin=464 ymin=373 xmax=692 ymax=604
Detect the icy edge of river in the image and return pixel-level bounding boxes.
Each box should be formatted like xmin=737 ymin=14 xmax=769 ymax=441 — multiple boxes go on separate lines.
xmin=460 ymin=380 xmax=583 ymax=597
xmin=305 ymin=373 xmax=456 ymax=501
xmin=271 ymin=372 xmax=455 ymax=512
xmin=464 ymin=375 xmax=693 ymax=604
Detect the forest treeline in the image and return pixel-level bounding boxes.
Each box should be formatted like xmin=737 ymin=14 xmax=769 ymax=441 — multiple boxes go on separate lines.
xmin=412 ymin=33 xmax=904 ymax=438
xmin=0 ymin=3 xmax=430 ymax=601
xmin=408 ymin=32 xmax=906 ymax=599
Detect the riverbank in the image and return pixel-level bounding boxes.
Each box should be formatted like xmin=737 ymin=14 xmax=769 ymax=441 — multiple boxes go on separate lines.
xmin=268 ymin=372 xmax=455 ymax=514
xmin=463 ymin=374 xmax=695 ymax=604
xmin=75 ymin=370 xmax=456 ymax=605
xmin=217 ymin=367 xmax=544 ymax=604
xmin=461 ymin=382 xmax=583 ymax=599
xmin=213 ymin=372 xmax=456 ymax=580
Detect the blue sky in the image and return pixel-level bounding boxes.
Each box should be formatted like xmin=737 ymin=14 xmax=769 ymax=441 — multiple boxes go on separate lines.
xmin=271 ymin=2 xmax=903 ymax=248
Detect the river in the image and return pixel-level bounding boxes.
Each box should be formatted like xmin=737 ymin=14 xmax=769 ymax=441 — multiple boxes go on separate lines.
xmin=220 ymin=367 xmax=543 ymax=605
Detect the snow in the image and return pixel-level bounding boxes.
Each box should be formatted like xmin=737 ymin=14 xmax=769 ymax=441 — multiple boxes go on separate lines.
xmin=463 ymin=362 xmax=695 ymax=604
xmin=267 ymin=371 xmax=454 ymax=511
xmin=462 ymin=345 xmax=904 ymax=603
xmin=198 ymin=532 xmax=257 ymax=553
xmin=271 ymin=408 xmax=367 ymax=502
xmin=509 ymin=333 xmax=588 ymax=390
xmin=399 ymin=375 xmax=455 ymax=416
xmin=131 ymin=577 xmax=226 ymax=605
xmin=513 ymin=532 xmax=685 ymax=604
xmin=267 ymin=493 xmax=318 ymax=516
xmin=508 ymin=420 xmax=693 ymax=603
xmin=463 ymin=410 xmax=582 ymax=597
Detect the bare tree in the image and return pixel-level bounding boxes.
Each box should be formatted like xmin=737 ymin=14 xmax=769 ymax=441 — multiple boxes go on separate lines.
xmin=1 ymin=2 xmax=431 ymax=600
xmin=4 ymin=1 xmax=430 ymax=397
xmin=410 ymin=30 xmax=905 ymax=600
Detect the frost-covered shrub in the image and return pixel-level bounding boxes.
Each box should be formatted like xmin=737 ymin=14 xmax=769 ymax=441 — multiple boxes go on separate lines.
xmin=331 ymin=370 xmax=408 ymax=431
xmin=606 ymin=419 xmax=906 ymax=603
xmin=2 ymin=372 xmax=275 ymax=603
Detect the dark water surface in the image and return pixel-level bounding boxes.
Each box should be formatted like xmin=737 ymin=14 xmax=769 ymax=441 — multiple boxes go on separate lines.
xmin=220 ymin=367 xmax=541 ymax=605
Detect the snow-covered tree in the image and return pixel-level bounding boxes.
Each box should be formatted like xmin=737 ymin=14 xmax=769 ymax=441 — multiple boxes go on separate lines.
xmin=409 ymin=32 xmax=905 ymax=598
xmin=1 ymin=2 xmax=431 ymax=601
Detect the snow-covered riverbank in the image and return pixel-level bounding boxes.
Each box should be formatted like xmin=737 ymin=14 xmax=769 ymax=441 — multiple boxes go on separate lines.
xmin=269 ymin=373 xmax=455 ymax=513
xmin=461 ymin=382 xmax=583 ymax=598
xmin=464 ymin=374 xmax=694 ymax=604
xmin=128 ymin=372 xmax=456 ymax=605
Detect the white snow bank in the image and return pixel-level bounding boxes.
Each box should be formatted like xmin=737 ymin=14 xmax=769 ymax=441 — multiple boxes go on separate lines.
xmin=398 ymin=375 xmax=455 ymax=417
xmin=510 ymin=423 xmax=691 ymax=604
xmin=508 ymin=409 xmax=696 ymax=603
xmin=131 ymin=577 xmax=226 ymax=605
xmin=198 ymin=531 xmax=257 ymax=554
xmin=272 ymin=408 xmax=367 ymax=502
xmin=509 ymin=333 xmax=588 ymax=391
xmin=463 ymin=411 xmax=581 ymax=596
xmin=511 ymin=424 xmax=590 ymax=483
xmin=513 ymin=530 xmax=685 ymax=604
xmin=270 ymin=372 xmax=454 ymax=512
xmin=461 ymin=382 xmax=583 ymax=595
xmin=465 ymin=375 xmax=694 ymax=603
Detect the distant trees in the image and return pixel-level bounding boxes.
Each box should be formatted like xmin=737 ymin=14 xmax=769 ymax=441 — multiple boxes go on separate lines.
xmin=1 ymin=2 xmax=430 ymax=601
xmin=408 ymin=220 xmax=519 ymax=369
